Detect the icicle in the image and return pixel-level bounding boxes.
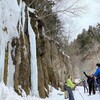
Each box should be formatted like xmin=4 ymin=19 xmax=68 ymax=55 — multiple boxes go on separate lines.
xmin=22 ymin=2 xmax=25 ymax=32
xmin=0 ymin=0 xmax=5 ymax=82
xmin=19 ymin=0 xmax=25 ymax=35
xmin=0 ymin=45 xmax=5 ymax=82
xmin=7 ymin=42 xmax=15 ymax=87
xmin=28 ymin=12 xmax=38 ymax=96
xmin=0 ymin=0 xmax=1 ymax=27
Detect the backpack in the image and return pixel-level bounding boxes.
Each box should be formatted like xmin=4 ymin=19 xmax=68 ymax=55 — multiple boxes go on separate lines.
xmin=64 ymin=84 xmax=68 ymax=91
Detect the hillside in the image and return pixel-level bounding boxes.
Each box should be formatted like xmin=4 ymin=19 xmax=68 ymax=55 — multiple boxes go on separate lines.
xmin=69 ymin=25 xmax=100 ymax=79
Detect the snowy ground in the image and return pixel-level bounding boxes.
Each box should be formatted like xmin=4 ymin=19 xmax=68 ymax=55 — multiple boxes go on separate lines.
xmin=47 ymin=86 xmax=100 ymax=100
xmin=0 ymin=82 xmax=100 ymax=100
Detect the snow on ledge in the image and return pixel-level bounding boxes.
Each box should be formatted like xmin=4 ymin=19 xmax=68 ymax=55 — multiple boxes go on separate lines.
xmin=28 ymin=7 xmax=35 ymax=13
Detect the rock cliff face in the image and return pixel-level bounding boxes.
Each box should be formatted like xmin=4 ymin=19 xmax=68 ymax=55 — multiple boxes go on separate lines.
xmin=2 ymin=0 xmax=73 ymax=98
xmin=34 ymin=18 xmax=75 ymax=96
xmin=37 ymin=33 xmax=72 ymax=98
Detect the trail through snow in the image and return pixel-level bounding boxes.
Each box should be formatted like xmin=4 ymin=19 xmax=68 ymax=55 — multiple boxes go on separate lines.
xmin=47 ymin=86 xmax=100 ymax=100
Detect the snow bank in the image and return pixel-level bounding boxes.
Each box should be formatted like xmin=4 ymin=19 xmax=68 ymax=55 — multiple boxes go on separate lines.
xmin=0 ymin=82 xmax=39 ymax=100
xmin=0 ymin=82 xmax=100 ymax=100
xmin=0 ymin=83 xmax=63 ymax=100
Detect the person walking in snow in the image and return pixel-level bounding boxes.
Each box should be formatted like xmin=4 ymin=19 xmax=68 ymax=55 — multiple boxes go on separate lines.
xmin=93 ymin=63 xmax=100 ymax=92
xmin=83 ymin=72 xmax=95 ymax=95
xmin=66 ymin=75 xmax=75 ymax=100
xmin=82 ymin=79 xmax=88 ymax=93
xmin=64 ymin=82 xmax=69 ymax=99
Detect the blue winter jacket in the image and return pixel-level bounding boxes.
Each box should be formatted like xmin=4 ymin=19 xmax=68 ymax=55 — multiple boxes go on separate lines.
xmin=94 ymin=67 xmax=100 ymax=77
xmin=94 ymin=67 xmax=100 ymax=84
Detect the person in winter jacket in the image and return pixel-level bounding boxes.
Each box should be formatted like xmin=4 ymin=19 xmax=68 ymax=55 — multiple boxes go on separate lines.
xmin=93 ymin=63 xmax=100 ymax=92
xmin=66 ymin=75 xmax=75 ymax=100
xmin=64 ymin=82 xmax=69 ymax=99
xmin=83 ymin=72 xmax=95 ymax=95
xmin=82 ymin=79 xmax=88 ymax=93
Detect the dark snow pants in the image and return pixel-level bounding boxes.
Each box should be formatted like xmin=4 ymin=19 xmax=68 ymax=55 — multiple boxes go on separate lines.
xmin=88 ymin=83 xmax=95 ymax=95
xmin=67 ymin=86 xmax=75 ymax=100
xmin=98 ymin=84 xmax=100 ymax=92
xmin=83 ymin=85 xmax=88 ymax=93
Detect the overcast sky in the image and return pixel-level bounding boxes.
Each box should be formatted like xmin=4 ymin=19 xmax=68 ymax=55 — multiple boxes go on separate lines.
xmin=77 ymin=0 xmax=100 ymax=29
xmin=59 ymin=0 xmax=100 ymax=41
xmin=71 ymin=0 xmax=100 ymax=41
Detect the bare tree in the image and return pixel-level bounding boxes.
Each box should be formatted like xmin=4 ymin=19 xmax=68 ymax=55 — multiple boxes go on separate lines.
xmin=22 ymin=0 xmax=85 ymax=43
xmin=27 ymin=0 xmax=84 ymax=19
xmin=53 ymin=0 xmax=84 ymax=16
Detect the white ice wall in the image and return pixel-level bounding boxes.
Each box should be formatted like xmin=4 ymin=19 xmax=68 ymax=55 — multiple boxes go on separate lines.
xmin=0 ymin=0 xmax=19 ymax=83
xmin=28 ymin=13 xmax=38 ymax=96
xmin=0 ymin=0 xmax=39 ymax=96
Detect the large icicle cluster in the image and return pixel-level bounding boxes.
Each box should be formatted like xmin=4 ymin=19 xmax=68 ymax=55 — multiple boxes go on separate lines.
xmin=0 ymin=0 xmax=19 ymax=83
xmin=0 ymin=0 xmax=38 ymax=96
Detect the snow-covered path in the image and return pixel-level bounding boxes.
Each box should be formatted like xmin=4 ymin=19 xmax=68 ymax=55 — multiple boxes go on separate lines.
xmin=47 ymin=86 xmax=100 ymax=100
xmin=0 ymin=83 xmax=100 ymax=100
xmin=73 ymin=87 xmax=100 ymax=100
